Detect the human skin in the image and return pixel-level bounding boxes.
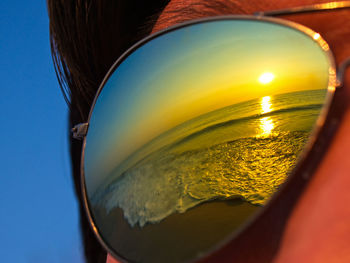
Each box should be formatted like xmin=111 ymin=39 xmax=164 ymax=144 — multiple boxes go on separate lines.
xmin=107 ymin=0 xmax=350 ymax=262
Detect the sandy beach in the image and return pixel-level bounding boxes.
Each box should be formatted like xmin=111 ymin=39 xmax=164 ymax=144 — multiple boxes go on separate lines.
xmin=93 ymin=198 xmax=259 ymax=263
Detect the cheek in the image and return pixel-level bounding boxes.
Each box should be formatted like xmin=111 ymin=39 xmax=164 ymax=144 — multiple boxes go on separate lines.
xmin=345 ymin=67 xmax=350 ymax=97
xmin=274 ymin=66 xmax=350 ymax=262
xmin=106 ymin=254 xmax=121 ymax=263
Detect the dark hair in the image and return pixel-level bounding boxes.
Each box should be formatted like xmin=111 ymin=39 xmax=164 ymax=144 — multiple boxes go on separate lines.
xmin=47 ymin=1 xmax=169 ymax=262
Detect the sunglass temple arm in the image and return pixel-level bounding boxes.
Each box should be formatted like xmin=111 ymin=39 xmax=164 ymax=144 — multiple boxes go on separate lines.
xmin=254 ymin=1 xmax=350 ymax=16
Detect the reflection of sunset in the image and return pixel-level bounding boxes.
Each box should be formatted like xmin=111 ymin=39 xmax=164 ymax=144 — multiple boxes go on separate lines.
xmin=261 ymin=96 xmax=272 ymax=114
xmin=84 ymin=20 xmax=331 ymax=194
xmin=259 ymin=117 xmax=274 ymax=136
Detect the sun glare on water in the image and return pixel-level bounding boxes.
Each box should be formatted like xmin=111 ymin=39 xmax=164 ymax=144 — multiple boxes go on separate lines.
xmin=259 ymin=96 xmax=274 ymax=136
xmin=258 ymin=72 xmax=275 ymax=85
xmin=261 ymin=96 xmax=272 ymax=114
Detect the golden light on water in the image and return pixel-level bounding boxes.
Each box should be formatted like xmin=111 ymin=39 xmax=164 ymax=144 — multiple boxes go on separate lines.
xmin=259 ymin=96 xmax=274 ymax=136
xmin=258 ymin=72 xmax=275 ymax=85
xmin=260 ymin=117 xmax=274 ymax=136
xmin=261 ymin=96 xmax=272 ymax=114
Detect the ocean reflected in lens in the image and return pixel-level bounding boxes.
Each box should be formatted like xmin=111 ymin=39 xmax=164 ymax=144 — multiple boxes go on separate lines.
xmin=90 ymin=90 xmax=325 ymax=262
xmin=259 ymin=116 xmax=274 ymax=136
xmin=91 ymin=90 xmax=326 ymax=227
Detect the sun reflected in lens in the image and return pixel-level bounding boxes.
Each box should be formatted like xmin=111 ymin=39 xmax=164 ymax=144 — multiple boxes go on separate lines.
xmin=261 ymin=96 xmax=272 ymax=114
xmin=258 ymin=72 xmax=275 ymax=84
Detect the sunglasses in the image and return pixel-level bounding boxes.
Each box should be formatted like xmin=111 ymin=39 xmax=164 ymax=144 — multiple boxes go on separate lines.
xmin=72 ymin=2 xmax=350 ymax=262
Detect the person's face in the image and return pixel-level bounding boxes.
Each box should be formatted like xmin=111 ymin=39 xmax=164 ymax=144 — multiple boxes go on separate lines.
xmin=107 ymin=0 xmax=350 ymax=262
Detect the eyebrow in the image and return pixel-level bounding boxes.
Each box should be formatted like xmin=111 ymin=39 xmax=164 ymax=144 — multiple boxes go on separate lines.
xmin=151 ymin=0 xmax=248 ymax=33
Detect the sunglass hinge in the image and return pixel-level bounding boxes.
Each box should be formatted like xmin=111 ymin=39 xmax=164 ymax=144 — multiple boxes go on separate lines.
xmin=336 ymin=57 xmax=350 ymax=88
xmin=72 ymin=123 xmax=89 ymax=140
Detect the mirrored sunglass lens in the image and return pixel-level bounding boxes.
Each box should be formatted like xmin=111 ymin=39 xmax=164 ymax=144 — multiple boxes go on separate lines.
xmin=84 ymin=19 xmax=332 ymax=262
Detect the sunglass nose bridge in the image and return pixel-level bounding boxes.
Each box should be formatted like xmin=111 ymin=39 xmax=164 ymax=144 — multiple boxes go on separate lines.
xmin=336 ymin=57 xmax=350 ymax=88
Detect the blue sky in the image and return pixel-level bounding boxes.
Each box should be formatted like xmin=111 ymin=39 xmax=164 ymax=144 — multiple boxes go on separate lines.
xmin=0 ymin=1 xmax=85 ymax=262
